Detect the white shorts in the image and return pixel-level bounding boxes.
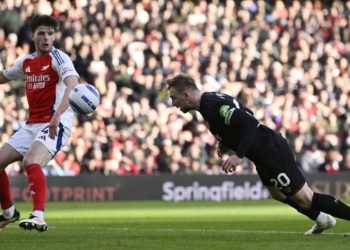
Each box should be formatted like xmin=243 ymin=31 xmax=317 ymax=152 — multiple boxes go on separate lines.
xmin=7 ymin=123 xmax=71 ymax=156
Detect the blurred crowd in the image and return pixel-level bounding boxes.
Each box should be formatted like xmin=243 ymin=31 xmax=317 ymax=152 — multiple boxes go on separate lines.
xmin=1 ymin=0 xmax=350 ymax=176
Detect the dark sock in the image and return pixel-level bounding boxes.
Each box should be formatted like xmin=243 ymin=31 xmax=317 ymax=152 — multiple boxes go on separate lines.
xmin=311 ymin=192 xmax=350 ymax=220
xmin=284 ymin=197 xmax=319 ymax=220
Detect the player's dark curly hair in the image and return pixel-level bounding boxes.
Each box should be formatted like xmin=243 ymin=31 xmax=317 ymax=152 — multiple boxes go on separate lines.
xmin=165 ymin=73 xmax=198 ymax=92
xmin=30 ymin=15 xmax=59 ymax=33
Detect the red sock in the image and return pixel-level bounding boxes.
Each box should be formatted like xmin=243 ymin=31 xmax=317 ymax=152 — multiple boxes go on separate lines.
xmin=25 ymin=164 xmax=46 ymax=211
xmin=0 ymin=170 xmax=12 ymax=209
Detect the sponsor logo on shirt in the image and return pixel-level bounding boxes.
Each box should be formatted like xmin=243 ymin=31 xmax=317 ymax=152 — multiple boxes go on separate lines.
xmin=219 ymin=105 xmax=230 ymax=118
xmin=26 ymin=74 xmax=50 ymax=83
xmin=219 ymin=105 xmax=235 ymax=125
xmin=25 ymin=74 xmax=50 ymax=89
xmin=27 ymin=82 xmax=46 ymax=89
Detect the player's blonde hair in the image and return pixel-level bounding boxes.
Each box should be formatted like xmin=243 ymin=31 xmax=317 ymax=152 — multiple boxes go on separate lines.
xmin=165 ymin=73 xmax=198 ymax=92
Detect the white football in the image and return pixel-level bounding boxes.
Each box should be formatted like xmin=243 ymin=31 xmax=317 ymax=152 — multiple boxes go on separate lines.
xmin=69 ymin=83 xmax=100 ymax=114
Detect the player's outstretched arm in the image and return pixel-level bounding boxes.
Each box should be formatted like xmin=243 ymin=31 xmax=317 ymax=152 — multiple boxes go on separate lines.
xmin=55 ymin=75 xmax=79 ymax=115
xmin=0 ymin=71 xmax=10 ymax=84
xmin=48 ymin=75 xmax=78 ymax=139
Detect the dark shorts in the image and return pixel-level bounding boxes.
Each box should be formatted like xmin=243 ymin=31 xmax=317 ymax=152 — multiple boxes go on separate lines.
xmin=248 ymin=125 xmax=305 ymax=196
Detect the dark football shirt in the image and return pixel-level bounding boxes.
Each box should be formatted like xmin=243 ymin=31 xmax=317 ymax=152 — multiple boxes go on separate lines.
xmin=199 ymin=92 xmax=260 ymax=158
xmin=199 ymin=92 xmax=306 ymax=195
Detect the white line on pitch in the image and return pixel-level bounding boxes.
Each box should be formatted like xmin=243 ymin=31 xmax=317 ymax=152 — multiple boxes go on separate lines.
xmin=105 ymin=228 xmax=350 ymax=236
xmin=57 ymin=226 xmax=350 ymax=236
xmin=4 ymin=225 xmax=350 ymax=236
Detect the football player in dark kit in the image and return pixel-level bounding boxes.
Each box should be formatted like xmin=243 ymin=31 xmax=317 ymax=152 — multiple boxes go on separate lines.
xmin=166 ymin=73 xmax=350 ymax=235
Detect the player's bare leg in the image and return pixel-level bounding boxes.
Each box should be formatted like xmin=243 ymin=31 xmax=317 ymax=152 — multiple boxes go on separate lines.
xmin=267 ymin=186 xmax=335 ymax=235
xmin=290 ymin=183 xmax=339 ymax=234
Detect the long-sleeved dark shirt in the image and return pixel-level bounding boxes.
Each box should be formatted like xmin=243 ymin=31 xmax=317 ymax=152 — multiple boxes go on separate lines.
xmin=199 ymin=92 xmax=260 ymax=158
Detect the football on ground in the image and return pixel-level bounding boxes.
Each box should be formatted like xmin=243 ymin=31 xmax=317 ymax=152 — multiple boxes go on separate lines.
xmin=69 ymin=83 xmax=100 ymax=114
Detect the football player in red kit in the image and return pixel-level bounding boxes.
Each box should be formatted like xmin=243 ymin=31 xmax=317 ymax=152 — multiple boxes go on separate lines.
xmin=0 ymin=15 xmax=79 ymax=232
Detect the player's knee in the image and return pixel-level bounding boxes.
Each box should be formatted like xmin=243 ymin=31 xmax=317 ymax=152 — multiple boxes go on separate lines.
xmin=22 ymin=158 xmax=29 ymax=167
xmin=22 ymin=153 xmax=35 ymax=167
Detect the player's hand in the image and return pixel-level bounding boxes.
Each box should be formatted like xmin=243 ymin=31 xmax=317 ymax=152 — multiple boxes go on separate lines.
xmin=48 ymin=113 xmax=60 ymax=140
xmin=221 ymin=154 xmax=242 ymax=174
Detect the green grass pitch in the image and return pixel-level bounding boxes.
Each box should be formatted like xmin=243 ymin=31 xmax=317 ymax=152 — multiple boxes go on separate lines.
xmin=0 ymin=200 xmax=349 ymax=250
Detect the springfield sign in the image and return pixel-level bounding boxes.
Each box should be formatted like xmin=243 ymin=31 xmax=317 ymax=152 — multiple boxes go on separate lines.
xmin=9 ymin=173 xmax=350 ymax=201
xmin=162 ymin=181 xmax=269 ymax=201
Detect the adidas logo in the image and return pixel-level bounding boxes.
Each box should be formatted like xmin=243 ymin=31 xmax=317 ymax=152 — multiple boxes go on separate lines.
xmin=39 ymin=135 xmax=46 ymax=141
